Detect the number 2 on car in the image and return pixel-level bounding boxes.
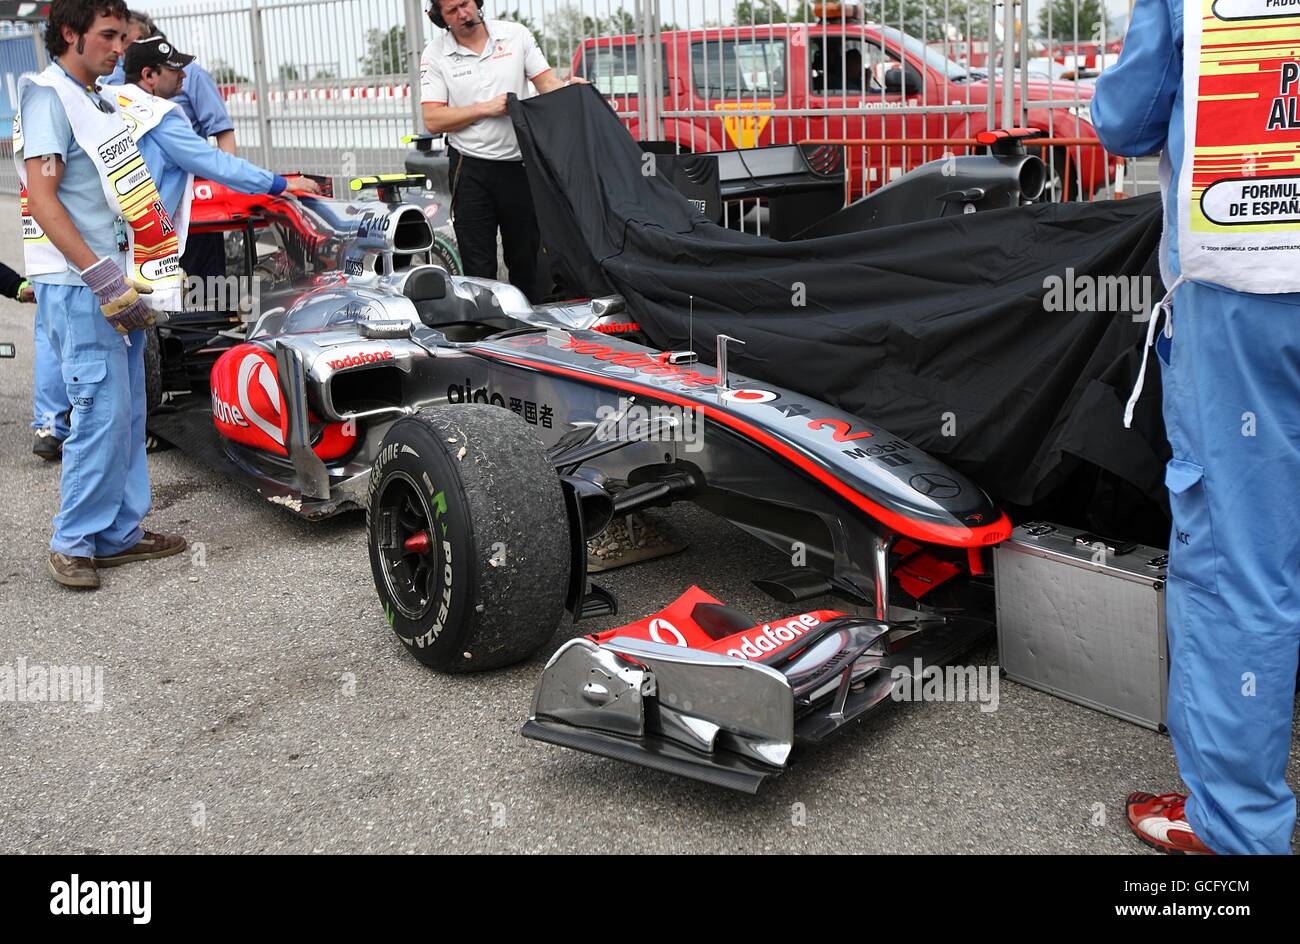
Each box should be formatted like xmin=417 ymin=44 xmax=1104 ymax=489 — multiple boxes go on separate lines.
xmin=807 ymin=419 xmax=872 ymax=442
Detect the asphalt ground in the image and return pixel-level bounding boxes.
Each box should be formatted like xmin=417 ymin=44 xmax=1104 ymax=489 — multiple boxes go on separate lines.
xmin=1 ymin=194 xmax=1295 ymax=855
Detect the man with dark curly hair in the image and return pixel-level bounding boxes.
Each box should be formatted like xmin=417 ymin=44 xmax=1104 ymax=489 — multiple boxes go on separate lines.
xmin=15 ymin=0 xmax=187 ymax=589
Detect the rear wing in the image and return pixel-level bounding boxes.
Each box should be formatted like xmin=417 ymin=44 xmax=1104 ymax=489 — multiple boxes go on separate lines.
xmin=640 ymin=142 xmax=846 ymax=240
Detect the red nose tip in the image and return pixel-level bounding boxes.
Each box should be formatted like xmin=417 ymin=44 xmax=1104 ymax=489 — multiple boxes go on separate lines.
xmin=403 ymin=531 xmax=431 ymax=555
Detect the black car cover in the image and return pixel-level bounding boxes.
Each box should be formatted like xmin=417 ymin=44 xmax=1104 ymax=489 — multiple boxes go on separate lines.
xmin=510 ymin=86 xmax=1171 ymax=542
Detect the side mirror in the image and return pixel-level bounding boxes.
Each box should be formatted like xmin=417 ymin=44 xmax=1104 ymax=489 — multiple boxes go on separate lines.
xmin=591 ymin=294 xmax=626 ymax=318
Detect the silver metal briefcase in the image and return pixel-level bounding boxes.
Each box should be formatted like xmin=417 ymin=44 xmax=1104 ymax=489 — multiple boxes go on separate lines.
xmin=995 ymin=522 xmax=1169 ymax=730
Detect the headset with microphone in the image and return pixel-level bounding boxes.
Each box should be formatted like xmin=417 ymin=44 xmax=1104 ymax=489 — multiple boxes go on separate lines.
xmin=427 ymin=0 xmax=484 ymax=30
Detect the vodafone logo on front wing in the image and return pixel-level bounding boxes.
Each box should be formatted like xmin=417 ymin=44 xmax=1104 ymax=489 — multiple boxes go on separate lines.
xmin=725 ymin=614 xmax=821 ymax=661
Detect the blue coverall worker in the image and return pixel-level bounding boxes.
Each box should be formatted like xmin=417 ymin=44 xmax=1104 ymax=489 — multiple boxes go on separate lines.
xmin=33 ymin=29 xmax=239 ymax=457
xmin=0 ymin=261 xmax=56 ymax=456
xmin=118 ymin=37 xmax=319 ymax=223
xmin=106 ymin=12 xmax=237 ymax=150
xmin=108 ymin=14 xmax=240 ymax=287
xmin=1093 ymin=0 xmax=1300 ymax=855
xmin=21 ymin=2 xmax=187 ymax=590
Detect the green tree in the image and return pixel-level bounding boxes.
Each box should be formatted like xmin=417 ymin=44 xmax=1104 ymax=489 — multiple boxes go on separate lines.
xmin=499 ymin=9 xmax=547 ymax=54
xmin=497 ymin=5 xmax=696 ymax=74
xmin=500 ymin=6 xmax=641 ymax=73
xmin=359 ymin=25 xmax=407 ymax=76
xmin=734 ymin=0 xmax=812 ymax=24
xmin=606 ymin=11 xmax=637 ymax=34
xmin=278 ymin=63 xmax=300 ymax=81
xmin=870 ymin=0 xmax=987 ymax=41
xmin=209 ymin=59 xmax=249 ymax=85
xmin=735 ymin=1 xmax=980 ymax=40
xmin=1037 ymin=0 xmax=1107 ymax=40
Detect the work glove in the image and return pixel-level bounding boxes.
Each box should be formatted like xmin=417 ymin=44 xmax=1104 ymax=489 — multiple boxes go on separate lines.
xmin=82 ymin=257 xmax=155 ymax=335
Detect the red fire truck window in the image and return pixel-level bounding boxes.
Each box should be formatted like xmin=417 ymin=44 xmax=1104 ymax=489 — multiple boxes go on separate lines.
xmin=690 ymin=38 xmax=787 ymax=99
xmin=574 ymin=42 xmax=670 ymax=98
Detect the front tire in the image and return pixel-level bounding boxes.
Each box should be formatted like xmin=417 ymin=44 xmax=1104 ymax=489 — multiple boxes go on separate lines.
xmin=367 ymin=404 xmax=572 ymax=672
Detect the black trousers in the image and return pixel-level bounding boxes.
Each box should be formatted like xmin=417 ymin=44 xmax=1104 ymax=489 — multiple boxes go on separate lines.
xmin=180 ymin=230 xmax=227 ymax=307
xmin=451 ymin=153 xmax=542 ymax=301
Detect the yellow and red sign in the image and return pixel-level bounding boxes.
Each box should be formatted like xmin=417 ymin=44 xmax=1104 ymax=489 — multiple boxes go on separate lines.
xmin=1191 ymin=0 xmax=1300 ymax=232
xmin=713 ymin=101 xmax=773 ymax=148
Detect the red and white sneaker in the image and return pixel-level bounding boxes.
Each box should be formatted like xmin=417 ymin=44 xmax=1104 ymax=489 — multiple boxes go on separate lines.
xmin=1126 ymin=792 xmax=1216 ymax=855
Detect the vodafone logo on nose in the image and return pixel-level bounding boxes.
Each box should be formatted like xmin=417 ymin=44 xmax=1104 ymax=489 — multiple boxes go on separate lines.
xmin=726 ymin=614 xmax=821 ymax=660
xmin=720 ymin=388 xmax=777 ymax=404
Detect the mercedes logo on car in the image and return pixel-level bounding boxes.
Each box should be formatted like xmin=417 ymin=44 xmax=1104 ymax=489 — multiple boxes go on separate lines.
xmin=909 ymin=472 xmax=961 ymax=500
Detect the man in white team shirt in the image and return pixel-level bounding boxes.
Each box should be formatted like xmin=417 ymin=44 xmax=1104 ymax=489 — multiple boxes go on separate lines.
xmin=420 ymin=0 xmax=584 ymax=300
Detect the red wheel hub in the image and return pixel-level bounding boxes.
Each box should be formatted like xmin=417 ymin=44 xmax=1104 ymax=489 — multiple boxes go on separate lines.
xmin=403 ymin=531 xmax=431 ymax=555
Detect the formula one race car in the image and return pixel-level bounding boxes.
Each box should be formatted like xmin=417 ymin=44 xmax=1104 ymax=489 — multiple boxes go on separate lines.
xmin=146 ymin=169 xmax=1011 ymax=793
xmin=358 ymin=295 xmax=1006 ymax=791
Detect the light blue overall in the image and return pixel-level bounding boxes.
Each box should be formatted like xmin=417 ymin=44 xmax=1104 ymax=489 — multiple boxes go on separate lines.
xmin=1093 ymin=0 xmax=1300 ymax=854
xmin=20 ymin=68 xmax=151 ymax=557
xmin=38 ymin=284 xmax=150 ymax=558
xmin=32 ymin=305 xmax=70 ymax=439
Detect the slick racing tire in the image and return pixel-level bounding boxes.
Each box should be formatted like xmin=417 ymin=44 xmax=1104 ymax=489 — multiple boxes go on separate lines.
xmin=367 ymin=403 xmax=572 ymax=673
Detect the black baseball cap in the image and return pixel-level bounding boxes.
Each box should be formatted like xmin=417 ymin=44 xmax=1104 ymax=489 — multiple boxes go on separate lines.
xmin=125 ymin=35 xmax=195 ymax=74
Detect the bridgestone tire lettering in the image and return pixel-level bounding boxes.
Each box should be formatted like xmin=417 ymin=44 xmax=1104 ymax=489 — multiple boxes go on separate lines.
xmin=366 ymin=404 xmax=572 ymax=672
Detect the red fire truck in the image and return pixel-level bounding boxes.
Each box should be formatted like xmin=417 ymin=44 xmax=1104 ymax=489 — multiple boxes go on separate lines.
xmin=572 ymin=3 xmax=1116 ymax=201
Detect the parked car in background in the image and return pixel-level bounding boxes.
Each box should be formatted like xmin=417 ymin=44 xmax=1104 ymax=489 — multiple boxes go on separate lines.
xmin=572 ymin=2 xmax=1117 ymax=201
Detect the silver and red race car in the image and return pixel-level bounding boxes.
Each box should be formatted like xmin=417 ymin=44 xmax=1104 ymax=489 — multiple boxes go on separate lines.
xmin=151 ymin=171 xmax=1011 ymax=792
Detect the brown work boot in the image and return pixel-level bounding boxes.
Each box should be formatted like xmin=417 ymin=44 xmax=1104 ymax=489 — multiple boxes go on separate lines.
xmin=48 ymin=552 xmax=100 ymax=589
xmin=93 ymin=531 xmax=188 ymax=568
xmin=32 ymin=430 xmax=64 ymax=461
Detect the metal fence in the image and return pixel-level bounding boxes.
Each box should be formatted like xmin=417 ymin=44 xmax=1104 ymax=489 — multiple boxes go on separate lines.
xmin=151 ymin=0 xmax=423 ymax=186
xmin=580 ymin=0 xmax=1135 ymax=214
xmin=0 ymin=21 xmax=42 ymax=195
xmin=0 ymin=0 xmax=1157 ymax=202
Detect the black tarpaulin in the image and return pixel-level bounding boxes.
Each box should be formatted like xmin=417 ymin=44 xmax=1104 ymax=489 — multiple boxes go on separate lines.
xmin=511 ymin=86 xmax=1171 ymax=540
